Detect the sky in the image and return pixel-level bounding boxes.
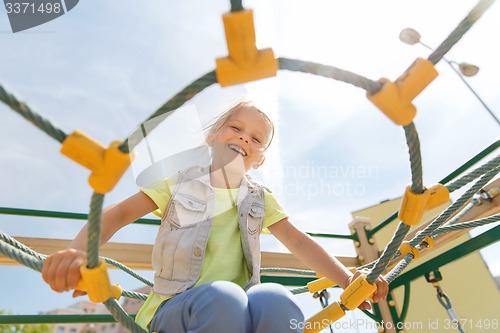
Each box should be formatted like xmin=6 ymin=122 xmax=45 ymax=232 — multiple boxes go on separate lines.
xmin=0 ymin=0 xmax=499 ymax=328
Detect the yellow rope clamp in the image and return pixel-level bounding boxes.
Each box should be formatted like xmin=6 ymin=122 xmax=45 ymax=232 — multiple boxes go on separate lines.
xmin=422 ymin=236 xmax=435 ymax=249
xmin=307 ymin=268 xmax=357 ymax=294
xmin=215 ymin=9 xmax=278 ymax=86
xmin=399 ymin=241 xmax=420 ymax=259
xmin=76 ymin=260 xmax=123 ymax=303
xmin=367 ymin=58 xmax=438 ymax=126
xmin=399 ymin=183 xmax=450 ymax=226
xmin=60 ymin=130 xmax=133 ymax=194
xmin=304 ymin=274 xmax=377 ymax=333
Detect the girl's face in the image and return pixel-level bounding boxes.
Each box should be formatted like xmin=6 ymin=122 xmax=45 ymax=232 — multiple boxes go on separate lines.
xmin=212 ymin=107 xmax=272 ymax=172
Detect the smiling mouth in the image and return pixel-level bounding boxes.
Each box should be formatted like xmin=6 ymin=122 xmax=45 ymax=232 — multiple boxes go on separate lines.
xmin=228 ymin=144 xmax=247 ymax=156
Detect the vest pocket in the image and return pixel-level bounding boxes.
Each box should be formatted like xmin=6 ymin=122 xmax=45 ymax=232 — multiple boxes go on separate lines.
xmin=247 ymin=203 xmax=265 ymax=234
xmin=167 ymin=194 xmax=207 ymax=229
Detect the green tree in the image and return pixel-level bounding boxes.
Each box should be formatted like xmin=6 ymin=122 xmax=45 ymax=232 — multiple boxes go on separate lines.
xmin=0 ymin=311 xmax=53 ymax=333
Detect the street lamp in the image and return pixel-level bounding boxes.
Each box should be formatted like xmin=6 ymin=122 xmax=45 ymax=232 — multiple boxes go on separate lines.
xmin=399 ymin=28 xmax=500 ymax=126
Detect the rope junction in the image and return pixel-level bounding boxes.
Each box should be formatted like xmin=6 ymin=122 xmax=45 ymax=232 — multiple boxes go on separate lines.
xmin=1 ymin=0 xmax=499 ymax=332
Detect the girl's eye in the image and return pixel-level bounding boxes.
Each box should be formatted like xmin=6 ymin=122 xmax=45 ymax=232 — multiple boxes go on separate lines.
xmin=230 ymin=126 xmax=240 ymax=131
xmin=252 ymin=137 xmax=261 ymax=144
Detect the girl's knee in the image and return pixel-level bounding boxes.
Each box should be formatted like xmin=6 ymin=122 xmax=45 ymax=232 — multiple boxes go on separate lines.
xmin=201 ymin=281 xmax=248 ymax=310
xmin=247 ymin=283 xmax=302 ymax=313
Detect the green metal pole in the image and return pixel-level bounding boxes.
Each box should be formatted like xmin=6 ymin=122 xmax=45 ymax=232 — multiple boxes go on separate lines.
xmin=0 ymin=314 xmax=135 ymax=324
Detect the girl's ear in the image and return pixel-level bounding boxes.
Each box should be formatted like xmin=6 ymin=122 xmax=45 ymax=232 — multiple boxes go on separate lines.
xmin=252 ymin=156 xmax=266 ymax=169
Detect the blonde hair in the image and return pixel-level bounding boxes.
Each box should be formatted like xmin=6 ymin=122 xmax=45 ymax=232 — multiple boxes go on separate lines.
xmin=205 ymin=101 xmax=275 ymax=149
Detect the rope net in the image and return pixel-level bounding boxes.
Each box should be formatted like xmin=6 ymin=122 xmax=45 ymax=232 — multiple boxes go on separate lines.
xmin=0 ymin=0 xmax=499 ymax=331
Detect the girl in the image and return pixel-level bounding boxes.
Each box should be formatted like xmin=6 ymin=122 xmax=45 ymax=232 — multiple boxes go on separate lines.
xmin=42 ymin=101 xmax=388 ymax=333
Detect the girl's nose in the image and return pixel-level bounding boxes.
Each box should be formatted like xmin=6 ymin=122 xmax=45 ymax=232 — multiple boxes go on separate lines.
xmin=239 ymin=136 xmax=248 ymax=144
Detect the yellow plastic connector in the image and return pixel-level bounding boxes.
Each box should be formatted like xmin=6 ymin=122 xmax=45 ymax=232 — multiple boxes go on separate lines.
xmin=308 ymin=277 xmax=336 ymax=294
xmin=308 ymin=268 xmax=358 ymax=293
xmin=399 ymin=183 xmax=450 ymax=226
xmin=367 ymin=58 xmax=438 ymax=126
xmin=76 ymin=260 xmax=122 ymax=303
xmin=340 ymin=274 xmax=377 ymax=311
xmin=60 ymin=130 xmax=133 ymax=194
xmin=304 ymin=302 xmax=345 ymax=333
xmin=422 ymin=236 xmax=434 ymax=249
xmin=215 ymin=9 xmax=278 ymax=86
xmin=399 ymin=241 xmax=420 ymax=259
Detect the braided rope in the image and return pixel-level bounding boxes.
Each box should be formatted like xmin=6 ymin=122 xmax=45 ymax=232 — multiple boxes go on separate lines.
xmin=428 ymin=0 xmax=496 ymax=65
xmin=366 ymin=223 xmax=411 ymax=284
xmin=0 ymin=232 xmax=46 ymax=261
xmin=230 ymin=0 xmax=243 ymax=11
xmin=446 ymin=155 xmax=500 ymax=192
xmin=0 ymin=240 xmax=43 ymax=271
xmin=104 ymin=299 xmax=146 ymax=333
xmin=433 ymin=213 xmax=500 ymax=236
xmin=0 ymin=237 xmax=150 ymax=303
xmin=385 ymin=213 xmax=500 ymax=284
xmin=120 ymin=71 xmax=217 ymax=153
xmin=0 ymin=84 xmax=68 ymax=143
xmin=290 ymin=286 xmax=310 ymax=295
xmin=278 ymin=58 xmax=381 ymax=94
xmin=440 ymin=201 xmax=478 ymax=228
xmin=384 ymin=253 xmax=415 ymax=284
xmin=404 ymin=123 xmax=424 ymax=194
xmin=104 ymin=258 xmax=154 ymax=287
xmin=87 ymin=193 xmax=105 ymax=269
xmin=410 ymin=165 xmax=500 ymax=247
xmin=121 ymin=290 xmax=149 ymax=301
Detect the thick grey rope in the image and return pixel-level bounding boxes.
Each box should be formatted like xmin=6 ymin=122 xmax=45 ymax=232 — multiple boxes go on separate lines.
xmin=440 ymin=201 xmax=478 ymax=228
xmin=290 ymin=286 xmax=310 ymax=295
xmin=384 ymin=213 xmax=500 ymax=283
xmin=0 ymin=84 xmax=68 ymax=143
xmin=278 ymin=58 xmax=381 ymax=94
xmin=446 ymin=155 xmax=500 ymax=192
xmin=0 ymin=240 xmax=43 ymax=272
xmin=104 ymin=299 xmax=147 ymax=333
xmin=104 ymin=257 xmax=154 ymax=287
xmin=1 ymin=231 xmax=153 ymax=290
xmin=410 ymin=165 xmax=500 ymax=247
xmin=433 ymin=213 xmax=500 ymax=236
xmin=121 ymin=290 xmax=149 ymax=301
xmin=360 ymin=165 xmax=500 ymax=272
xmin=404 ymin=123 xmax=424 ymax=194
xmin=428 ymin=0 xmax=496 ymax=65
xmin=0 ymin=231 xmax=46 ymax=261
xmin=120 ymin=71 xmax=217 ymax=153
xmin=0 ymin=237 xmax=149 ymax=301
xmin=87 ymin=192 xmax=105 ymax=269
xmin=230 ymin=0 xmax=243 ymax=11
xmin=366 ymin=223 xmax=411 ymax=284
xmin=365 ymin=123 xmax=423 ymax=283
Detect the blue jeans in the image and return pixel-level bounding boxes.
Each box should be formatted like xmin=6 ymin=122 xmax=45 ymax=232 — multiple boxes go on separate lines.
xmin=149 ymin=281 xmax=304 ymax=333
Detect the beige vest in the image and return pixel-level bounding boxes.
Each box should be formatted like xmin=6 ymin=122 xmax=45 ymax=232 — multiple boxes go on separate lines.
xmin=152 ymin=166 xmax=266 ymax=296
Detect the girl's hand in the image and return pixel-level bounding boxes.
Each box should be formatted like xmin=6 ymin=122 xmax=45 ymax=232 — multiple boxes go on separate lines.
xmin=345 ymin=270 xmax=389 ymax=310
xmin=42 ymin=248 xmax=86 ymax=293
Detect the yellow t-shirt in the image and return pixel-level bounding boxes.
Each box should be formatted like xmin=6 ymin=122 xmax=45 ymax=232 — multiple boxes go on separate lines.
xmin=135 ymin=176 xmax=287 ymax=329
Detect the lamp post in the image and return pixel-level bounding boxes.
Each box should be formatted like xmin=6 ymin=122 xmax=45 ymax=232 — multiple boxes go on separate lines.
xmin=399 ymin=28 xmax=500 ymax=127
